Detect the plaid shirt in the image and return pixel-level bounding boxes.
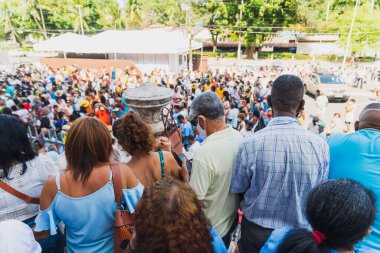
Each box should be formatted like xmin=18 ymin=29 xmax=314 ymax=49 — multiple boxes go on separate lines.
xmin=230 ymin=117 xmax=329 ymax=229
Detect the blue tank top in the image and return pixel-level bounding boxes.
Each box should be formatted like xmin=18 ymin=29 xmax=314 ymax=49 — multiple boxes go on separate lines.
xmin=34 ymin=170 xmax=144 ymax=253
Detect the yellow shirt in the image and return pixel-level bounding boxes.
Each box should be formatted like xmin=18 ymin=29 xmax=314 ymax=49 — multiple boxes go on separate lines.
xmin=189 ymin=126 xmax=242 ymax=237
xmin=216 ymin=88 xmax=225 ymax=99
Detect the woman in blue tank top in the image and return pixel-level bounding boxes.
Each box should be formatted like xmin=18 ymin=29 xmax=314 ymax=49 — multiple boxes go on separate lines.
xmin=34 ymin=117 xmax=144 ymax=253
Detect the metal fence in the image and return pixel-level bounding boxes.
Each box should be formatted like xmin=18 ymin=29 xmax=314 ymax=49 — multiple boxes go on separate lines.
xmin=27 ymin=125 xmax=65 ymax=153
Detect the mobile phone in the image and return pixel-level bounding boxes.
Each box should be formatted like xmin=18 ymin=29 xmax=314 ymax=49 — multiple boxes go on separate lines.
xmin=172 ymin=152 xmax=192 ymax=174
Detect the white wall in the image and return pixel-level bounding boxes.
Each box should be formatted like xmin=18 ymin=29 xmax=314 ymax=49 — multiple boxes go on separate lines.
xmin=297 ymin=42 xmax=344 ymax=55
xmin=106 ymin=52 xmax=190 ymax=73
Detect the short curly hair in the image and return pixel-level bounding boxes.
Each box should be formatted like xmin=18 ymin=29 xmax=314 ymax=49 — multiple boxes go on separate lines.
xmin=130 ymin=177 xmax=214 ymax=253
xmin=112 ymin=112 xmax=155 ymax=158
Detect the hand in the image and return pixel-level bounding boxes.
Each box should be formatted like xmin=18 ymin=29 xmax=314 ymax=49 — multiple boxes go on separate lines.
xmin=48 ymin=144 xmax=58 ymax=152
xmin=155 ymin=136 xmax=171 ymax=152
xmin=181 ymin=159 xmax=189 ymax=183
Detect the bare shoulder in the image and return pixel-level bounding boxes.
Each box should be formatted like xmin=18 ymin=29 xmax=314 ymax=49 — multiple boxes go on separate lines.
xmin=40 ymin=175 xmax=59 ymax=211
xmin=117 ymin=163 xmax=139 ymax=189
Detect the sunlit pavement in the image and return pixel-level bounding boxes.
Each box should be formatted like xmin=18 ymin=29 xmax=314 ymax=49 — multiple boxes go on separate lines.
xmin=303 ymin=83 xmax=377 ymax=128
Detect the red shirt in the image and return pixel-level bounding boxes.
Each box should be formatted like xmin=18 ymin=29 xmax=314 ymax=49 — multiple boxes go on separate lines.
xmin=23 ymin=102 xmax=31 ymax=110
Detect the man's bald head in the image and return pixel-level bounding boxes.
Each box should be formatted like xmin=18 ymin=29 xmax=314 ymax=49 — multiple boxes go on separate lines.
xmin=356 ymin=103 xmax=380 ymax=131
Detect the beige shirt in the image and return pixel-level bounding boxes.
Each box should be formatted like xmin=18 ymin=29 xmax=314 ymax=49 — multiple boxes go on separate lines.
xmin=190 ymin=126 xmax=242 ymax=237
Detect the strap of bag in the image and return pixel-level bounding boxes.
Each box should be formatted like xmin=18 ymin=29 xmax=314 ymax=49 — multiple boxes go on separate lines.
xmin=111 ymin=163 xmax=123 ymax=207
xmin=0 ymin=180 xmax=40 ymax=204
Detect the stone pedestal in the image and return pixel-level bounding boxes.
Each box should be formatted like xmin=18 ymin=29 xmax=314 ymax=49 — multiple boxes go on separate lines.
xmin=122 ymin=83 xmax=172 ymax=135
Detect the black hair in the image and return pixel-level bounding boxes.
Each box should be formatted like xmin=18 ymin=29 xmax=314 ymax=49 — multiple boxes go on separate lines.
xmin=177 ymin=115 xmax=185 ymax=121
xmin=277 ymin=179 xmax=377 ymax=253
xmin=0 ymin=115 xmax=37 ymax=179
xmin=31 ymin=138 xmax=45 ymax=153
xmin=2 ymin=107 xmax=12 ymax=115
xmin=271 ymin=75 xmax=304 ymax=112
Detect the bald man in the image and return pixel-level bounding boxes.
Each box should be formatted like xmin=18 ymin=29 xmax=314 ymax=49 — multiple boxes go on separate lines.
xmin=329 ymin=103 xmax=380 ymax=252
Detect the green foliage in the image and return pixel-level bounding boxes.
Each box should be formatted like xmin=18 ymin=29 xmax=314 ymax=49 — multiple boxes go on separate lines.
xmin=126 ymin=0 xmax=143 ymax=29
xmin=0 ymin=0 xmax=379 ymax=54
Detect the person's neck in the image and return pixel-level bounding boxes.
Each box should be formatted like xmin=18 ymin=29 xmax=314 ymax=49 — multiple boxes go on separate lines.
xmin=359 ymin=124 xmax=380 ymax=131
xmin=273 ymin=111 xmax=297 ymax=118
xmin=206 ymin=119 xmax=227 ymax=136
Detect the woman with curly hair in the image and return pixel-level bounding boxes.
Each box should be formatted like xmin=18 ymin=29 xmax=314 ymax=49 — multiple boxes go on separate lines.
xmin=128 ymin=177 xmax=227 ymax=253
xmin=112 ymin=112 xmax=186 ymax=186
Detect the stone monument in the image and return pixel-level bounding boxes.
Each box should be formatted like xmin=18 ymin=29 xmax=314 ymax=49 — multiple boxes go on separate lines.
xmin=122 ymin=82 xmax=172 ymax=135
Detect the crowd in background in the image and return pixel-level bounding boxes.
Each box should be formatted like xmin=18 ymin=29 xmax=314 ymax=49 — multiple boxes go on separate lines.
xmin=0 ymin=62 xmax=380 ymax=253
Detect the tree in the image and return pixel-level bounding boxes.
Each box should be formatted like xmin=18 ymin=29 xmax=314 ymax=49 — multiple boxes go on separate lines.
xmin=94 ymin=0 xmax=124 ymax=29
xmin=330 ymin=1 xmax=380 ymax=54
xmin=0 ymin=0 xmax=27 ymax=43
xmin=126 ymin=0 xmax=143 ymax=29
xmin=227 ymin=0 xmax=297 ymax=58
xmin=194 ymin=0 xmax=229 ymax=52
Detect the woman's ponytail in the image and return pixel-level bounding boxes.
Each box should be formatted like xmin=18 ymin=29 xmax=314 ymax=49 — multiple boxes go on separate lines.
xmin=277 ymin=229 xmax=327 ymax=253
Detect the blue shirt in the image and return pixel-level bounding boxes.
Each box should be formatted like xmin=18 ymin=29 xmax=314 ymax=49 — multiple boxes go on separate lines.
xmin=230 ymin=117 xmax=330 ymax=229
xmin=210 ymin=228 xmax=228 ymax=253
xmin=181 ymin=121 xmax=194 ymax=146
xmin=261 ymin=227 xmax=375 ymax=253
xmin=6 ymin=86 xmax=14 ymax=98
xmin=35 ymin=172 xmax=144 ymax=253
xmin=329 ymin=130 xmax=380 ymax=251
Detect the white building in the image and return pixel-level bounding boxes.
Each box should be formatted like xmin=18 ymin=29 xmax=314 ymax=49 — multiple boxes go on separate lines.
xmin=296 ymin=35 xmax=344 ymax=55
xmin=33 ymin=30 xmax=202 ymax=73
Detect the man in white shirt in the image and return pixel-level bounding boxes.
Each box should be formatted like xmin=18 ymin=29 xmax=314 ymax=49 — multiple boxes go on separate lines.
xmin=182 ymin=135 xmax=200 ymax=160
xmin=240 ymin=122 xmax=254 ymax=138
xmin=14 ymin=103 xmax=29 ymax=123
xmin=195 ymin=85 xmax=202 ymax=97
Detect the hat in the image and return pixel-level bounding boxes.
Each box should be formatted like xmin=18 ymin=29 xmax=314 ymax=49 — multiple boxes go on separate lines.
xmin=81 ymin=100 xmax=90 ymax=108
xmin=317 ymin=121 xmax=326 ymax=128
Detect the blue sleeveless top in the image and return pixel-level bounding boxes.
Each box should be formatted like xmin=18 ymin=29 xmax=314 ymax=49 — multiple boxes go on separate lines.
xmin=34 ymin=170 xmax=144 ymax=253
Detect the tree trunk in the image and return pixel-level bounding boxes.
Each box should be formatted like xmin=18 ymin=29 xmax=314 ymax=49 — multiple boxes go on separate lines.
xmin=246 ymin=46 xmax=254 ymax=59
xmin=212 ymin=34 xmax=218 ymax=53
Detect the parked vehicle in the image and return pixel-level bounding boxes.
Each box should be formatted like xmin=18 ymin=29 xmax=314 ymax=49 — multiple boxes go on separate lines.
xmin=304 ymin=73 xmax=350 ymax=102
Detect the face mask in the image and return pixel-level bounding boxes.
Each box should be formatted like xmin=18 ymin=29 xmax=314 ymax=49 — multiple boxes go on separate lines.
xmin=196 ymin=116 xmax=207 ymax=139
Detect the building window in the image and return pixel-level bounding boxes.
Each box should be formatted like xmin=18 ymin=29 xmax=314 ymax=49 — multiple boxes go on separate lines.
xmin=179 ymin=55 xmax=183 ymax=65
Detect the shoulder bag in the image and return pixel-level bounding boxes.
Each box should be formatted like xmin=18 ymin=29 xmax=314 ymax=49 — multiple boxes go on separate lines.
xmin=112 ymin=163 xmax=135 ymax=253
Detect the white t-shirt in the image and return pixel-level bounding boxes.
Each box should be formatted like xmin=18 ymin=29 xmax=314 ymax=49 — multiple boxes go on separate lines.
xmin=0 ymin=220 xmax=41 ymax=253
xmin=240 ymin=127 xmax=253 ymax=138
xmin=15 ymin=109 xmax=29 ymax=123
xmin=0 ymin=156 xmax=58 ymax=222
xmin=6 ymin=99 xmax=15 ymax=108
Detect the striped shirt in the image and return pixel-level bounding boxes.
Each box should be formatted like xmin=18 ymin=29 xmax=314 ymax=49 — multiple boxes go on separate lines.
xmin=230 ymin=117 xmax=329 ymax=229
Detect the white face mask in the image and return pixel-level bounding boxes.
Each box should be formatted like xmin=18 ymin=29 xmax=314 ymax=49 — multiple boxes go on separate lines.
xmin=196 ymin=116 xmax=207 ymax=139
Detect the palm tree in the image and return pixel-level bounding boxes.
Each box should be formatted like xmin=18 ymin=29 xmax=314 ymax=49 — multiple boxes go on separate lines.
xmin=0 ymin=0 xmax=23 ymax=43
xmin=127 ymin=0 xmax=143 ymax=29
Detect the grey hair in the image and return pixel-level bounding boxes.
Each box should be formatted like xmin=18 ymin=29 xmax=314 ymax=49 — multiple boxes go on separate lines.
xmin=189 ymin=91 xmax=224 ymax=120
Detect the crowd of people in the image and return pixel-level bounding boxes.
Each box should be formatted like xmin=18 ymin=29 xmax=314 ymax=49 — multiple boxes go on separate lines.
xmin=0 ymin=62 xmax=380 ymax=253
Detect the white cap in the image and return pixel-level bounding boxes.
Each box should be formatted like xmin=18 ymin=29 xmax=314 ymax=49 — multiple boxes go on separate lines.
xmin=0 ymin=219 xmax=41 ymax=253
